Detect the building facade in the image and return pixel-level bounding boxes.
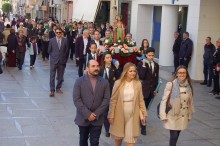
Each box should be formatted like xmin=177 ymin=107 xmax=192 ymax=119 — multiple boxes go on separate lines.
xmin=72 ymin=0 xmax=118 ymax=25
xmin=119 ymin=0 xmax=220 ymax=80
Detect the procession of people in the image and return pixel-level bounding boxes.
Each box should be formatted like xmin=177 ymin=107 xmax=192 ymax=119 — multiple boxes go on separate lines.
xmin=0 ymin=14 xmax=220 ymax=146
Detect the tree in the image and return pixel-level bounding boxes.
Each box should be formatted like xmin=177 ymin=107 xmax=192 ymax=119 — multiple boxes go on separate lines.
xmin=2 ymin=2 xmax=12 ymax=13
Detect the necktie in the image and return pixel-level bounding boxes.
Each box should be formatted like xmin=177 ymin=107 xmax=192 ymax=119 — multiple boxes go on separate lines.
xmin=58 ymin=39 xmax=61 ymax=49
xmin=93 ymin=54 xmax=95 ymax=60
xmin=149 ymin=62 xmax=152 ymax=73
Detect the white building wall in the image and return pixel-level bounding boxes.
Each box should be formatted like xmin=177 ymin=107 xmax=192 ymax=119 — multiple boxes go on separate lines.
xmin=127 ymin=0 xmax=210 ymax=80
xmin=159 ymin=5 xmax=179 ymax=66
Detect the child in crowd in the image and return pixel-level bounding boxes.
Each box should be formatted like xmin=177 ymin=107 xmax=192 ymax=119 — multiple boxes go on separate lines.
xmin=29 ymin=36 xmax=38 ymax=69
xmin=137 ymin=47 xmax=159 ymax=135
xmin=88 ymin=42 xmax=98 ymax=61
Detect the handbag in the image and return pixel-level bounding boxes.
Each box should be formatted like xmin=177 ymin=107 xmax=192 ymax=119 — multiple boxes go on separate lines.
xmin=157 ymin=82 xmax=173 ymax=119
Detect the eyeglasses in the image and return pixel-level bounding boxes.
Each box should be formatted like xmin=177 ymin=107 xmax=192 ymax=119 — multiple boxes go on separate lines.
xmin=177 ymin=72 xmax=187 ymax=75
xmin=56 ymin=32 xmax=62 ymax=34
xmin=216 ymin=41 xmax=220 ymax=43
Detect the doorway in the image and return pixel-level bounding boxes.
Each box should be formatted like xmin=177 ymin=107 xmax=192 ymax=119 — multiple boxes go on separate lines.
xmin=151 ymin=6 xmax=162 ymax=58
xmin=95 ymin=1 xmax=110 ymax=26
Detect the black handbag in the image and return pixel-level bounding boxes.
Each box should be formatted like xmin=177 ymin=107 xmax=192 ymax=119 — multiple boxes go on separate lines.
xmin=157 ymin=82 xmax=173 ymax=119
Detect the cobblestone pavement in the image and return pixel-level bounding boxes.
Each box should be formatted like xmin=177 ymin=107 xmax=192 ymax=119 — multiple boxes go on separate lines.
xmin=0 ymin=54 xmax=220 ymax=146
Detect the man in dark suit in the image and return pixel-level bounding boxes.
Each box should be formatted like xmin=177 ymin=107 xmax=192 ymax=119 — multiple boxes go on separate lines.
xmin=69 ymin=22 xmax=83 ymax=61
xmin=90 ymin=30 xmax=103 ymax=52
xmin=172 ymin=32 xmax=182 ymax=74
xmin=73 ymin=60 xmax=110 ymax=146
xmin=137 ymin=47 xmax=159 ymax=135
xmin=49 ymin=24 xmax=57 ymax=39
xmin=179 ymin=32 xmax=193 ymax=68
xmin=75 ymin=29 xmax=91 ymax=77
xmin=48 ymin=28 xmax=69 ymax=97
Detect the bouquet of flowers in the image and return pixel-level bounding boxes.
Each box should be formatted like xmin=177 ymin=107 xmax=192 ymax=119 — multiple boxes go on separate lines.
xmin=124 ymin=39 xmax=136 ymax=47
xmin=119 ymin=44 xmax=131 ymax=57
xmin=103 ymin=38 xmax=114 ymax=47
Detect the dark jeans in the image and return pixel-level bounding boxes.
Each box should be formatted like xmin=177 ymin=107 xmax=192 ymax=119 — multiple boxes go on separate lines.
xmin=17 ymin=52 xmax=25 ymax=69
xmin=70 ymin=43 xmax=75 ymax=59
xmin=203 ymin=61 xmax=213 ymax=85
xmin=213 ymin=70 xmax=219 ymax=93
xmin=30 ymin=54 xmax=36 ymax=66
xmin=42 ymin=41 xmax=49 ymax=59
xmin=170 ymin=130 xmax=181 ymax=146
xmin=78 ymin=57 xmax=86 ymax=77
xmin=50 ymin=63 xmax=66 ymax=92
xmin=79 ymin=125 xmax=102 ymax=146
xmin=179 ymin=57 xmax=191 ymax=68
xmin=173 ymin=53 xmax=179 ymax=72
xmin=141 ymin=92 xmax=154 ymax=132
xmin=104 ymin=106 xmax=110 ymax=133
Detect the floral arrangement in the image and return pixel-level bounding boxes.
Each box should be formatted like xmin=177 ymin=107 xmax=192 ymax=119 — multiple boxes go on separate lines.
xmin=124 ymin=39 xmax=136 ymax=47
xmin=103 ymin=38 xmax=114 ymax=47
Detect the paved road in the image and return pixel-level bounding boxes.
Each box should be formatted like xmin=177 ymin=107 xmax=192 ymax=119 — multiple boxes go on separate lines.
xmin=0 ymin=54 xmax=220 ymax=146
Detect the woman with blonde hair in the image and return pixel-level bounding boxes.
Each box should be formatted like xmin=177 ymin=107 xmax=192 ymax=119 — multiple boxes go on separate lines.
xmin=108 ymin=62 xmax=147 ymax=146
xmin=160 ymin=65 xmax=194 ymax=146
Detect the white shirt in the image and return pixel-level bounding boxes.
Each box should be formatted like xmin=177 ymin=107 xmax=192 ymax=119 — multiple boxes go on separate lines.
xmin=95 ymin=40 xmax=100 ymax=48
xmin=91 ymin=53 xmax=97 ymax=60
xmin=56 ymin=37 xmax=62 ymax=49
xmin=83 ymin=37 xmax=88 ymax=55
xmin=105 ymin=67 xmax=109 ymax=78
xmin=148 ymin=61 xmax=154 ymax=73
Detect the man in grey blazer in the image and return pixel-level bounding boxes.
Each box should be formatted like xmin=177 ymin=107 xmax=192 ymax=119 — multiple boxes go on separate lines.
xmin=48 ymin=28 xmax=69 ymax=97
xmin=73 ymin=60 xmax=110 ymax=146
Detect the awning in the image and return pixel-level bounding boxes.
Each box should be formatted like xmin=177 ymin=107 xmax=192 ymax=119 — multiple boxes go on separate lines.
xmin=72 ymin=0 xmax=100 ymax=22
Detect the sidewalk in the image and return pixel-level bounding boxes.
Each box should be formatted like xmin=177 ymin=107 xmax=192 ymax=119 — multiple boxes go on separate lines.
xmin=0 ymin=55 xmax=219 ymax=146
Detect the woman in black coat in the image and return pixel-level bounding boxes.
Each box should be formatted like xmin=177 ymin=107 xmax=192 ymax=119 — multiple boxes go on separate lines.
xmin=99 ymin=52 xmax=121 ymax=137
xmin=7 ymin=29 xmax=17 ymax=67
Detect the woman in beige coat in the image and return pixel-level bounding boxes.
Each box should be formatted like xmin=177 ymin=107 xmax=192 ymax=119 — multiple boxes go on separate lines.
xmin=108 ymin=62 xmax=147 ymax=146
xmin=160 ymin=65 xmax=194 ymax=146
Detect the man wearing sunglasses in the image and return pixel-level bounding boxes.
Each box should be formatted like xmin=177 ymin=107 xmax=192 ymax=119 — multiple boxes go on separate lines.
xmin=48 ymin=28 xmax=69 ymax=97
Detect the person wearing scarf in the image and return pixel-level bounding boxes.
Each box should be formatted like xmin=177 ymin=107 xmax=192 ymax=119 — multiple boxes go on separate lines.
xmin=160 ymin=66 xmax=194 ymax=146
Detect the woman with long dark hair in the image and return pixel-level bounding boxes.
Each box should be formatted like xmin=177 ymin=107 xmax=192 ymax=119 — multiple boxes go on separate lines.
xmin=140 ymin=39 xmax=149 ymax=55
xmin=160 ymin=65 xmax=194 ymax=146
xmin=99 ymin=52 xmax=121 ymax=137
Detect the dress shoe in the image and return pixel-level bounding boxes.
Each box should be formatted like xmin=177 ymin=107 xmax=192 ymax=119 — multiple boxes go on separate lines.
xmin=50 ymin=92 xmax=55 ymax=97
xmin=207 ymin=84 xmax=211 ymax=87
xmin=56 ymin=89 xmax=63 ymax=94
xmin=141 ymin=130 xmax=147 ymax=135
xmin=105 ymin=132 xmax=110 ymax=137
xmin=200 ymin=82 xmax=207 ymax=85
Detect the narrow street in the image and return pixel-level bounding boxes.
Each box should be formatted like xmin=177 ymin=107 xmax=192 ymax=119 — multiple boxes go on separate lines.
xmin=0 ymin=54 xmax=220 ymax=146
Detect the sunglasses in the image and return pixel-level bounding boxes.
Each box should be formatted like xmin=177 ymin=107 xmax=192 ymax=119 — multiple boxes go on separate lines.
xmin=56 ymin=32 xmax=62 ymax=34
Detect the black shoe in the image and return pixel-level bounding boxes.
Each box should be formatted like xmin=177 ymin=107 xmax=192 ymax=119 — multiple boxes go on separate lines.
xmin=209 ymin=90 xmax=215 ymax=95
xmin=200 ymin=82 xmax=207 ymax=85
xmin=207 ymin=84 xmax=212 ymax=87
xmin=214 ymin=92 xmax=219 ymax=95
xmin=105 ymin=132 xmax=110 ymax=137
xmin=141 ymin=130 xmax=146 ymax=135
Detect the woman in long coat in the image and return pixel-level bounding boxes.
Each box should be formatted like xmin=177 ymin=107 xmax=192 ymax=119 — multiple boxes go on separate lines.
xmin=7 ymin=29 xmax=17 ymax=67
xmin=160 ymin=65 xmax=194 ymax=146
xmin=108 ymin=62 xmax=147 ymax=146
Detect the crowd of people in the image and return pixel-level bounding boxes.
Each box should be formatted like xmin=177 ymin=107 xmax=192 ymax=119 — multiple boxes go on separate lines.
xmin=1 ymin=15 xmax=220 ymax=146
